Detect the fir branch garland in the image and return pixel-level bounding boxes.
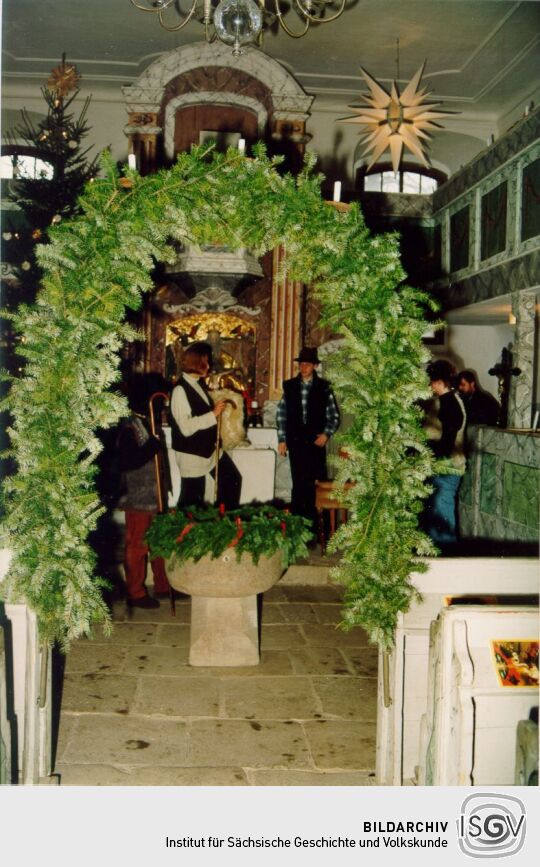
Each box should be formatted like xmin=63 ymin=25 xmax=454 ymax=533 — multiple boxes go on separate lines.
xmin=1 ymin=147 xmax=437 ymax=649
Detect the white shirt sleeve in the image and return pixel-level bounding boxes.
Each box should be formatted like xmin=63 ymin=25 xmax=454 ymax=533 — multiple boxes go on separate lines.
xmin=171 ymin=383 xmax=217 ymax=438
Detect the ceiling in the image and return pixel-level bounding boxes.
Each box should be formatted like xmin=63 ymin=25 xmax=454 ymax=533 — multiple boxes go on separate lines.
xmin=2 ymin=0 xmax=539 ymax=125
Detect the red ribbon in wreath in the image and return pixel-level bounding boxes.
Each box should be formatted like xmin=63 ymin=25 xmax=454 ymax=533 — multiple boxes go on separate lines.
xmin=175 ymin=522 xmax=195 ymax=543
xmin=228 ymin=516 xmax=244 ymax=548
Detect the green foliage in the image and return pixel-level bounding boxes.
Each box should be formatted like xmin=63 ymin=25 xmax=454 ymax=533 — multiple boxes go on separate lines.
xmin=146 ymin=505 xmax=312 ymax=569
xmin=0 ymin=144 xmax=437 ymax=649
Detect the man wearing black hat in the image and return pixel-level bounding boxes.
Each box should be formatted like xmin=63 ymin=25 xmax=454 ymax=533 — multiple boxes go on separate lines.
xmin=277 ymin=347 xmax=340 ymax=528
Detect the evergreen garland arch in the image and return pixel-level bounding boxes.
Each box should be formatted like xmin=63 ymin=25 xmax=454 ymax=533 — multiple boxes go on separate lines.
xmin=1 ymin=145 xmax=437 ymax=649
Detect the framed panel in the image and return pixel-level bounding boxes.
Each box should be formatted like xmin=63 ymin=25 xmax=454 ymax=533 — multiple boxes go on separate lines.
xmin=450 ymin=205 xmax=470 ymax=272
xmin=481 ymin=181 xmax=507 ymax=261
xmin=521 ymin=157 xmax=540 ymax=242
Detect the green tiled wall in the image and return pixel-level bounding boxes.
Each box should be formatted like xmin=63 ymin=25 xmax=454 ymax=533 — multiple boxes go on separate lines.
xmin=502 ymin=462 xmax=540 ymax=528
xmin=479 ymin=453 xmax=497 ymax=515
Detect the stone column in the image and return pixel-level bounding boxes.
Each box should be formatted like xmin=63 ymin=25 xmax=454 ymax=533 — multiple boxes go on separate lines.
xmin=507 ymin=289 xmax=538 ymax=428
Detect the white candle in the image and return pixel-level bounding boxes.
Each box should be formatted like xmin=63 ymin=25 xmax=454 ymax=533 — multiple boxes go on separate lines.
xmin=238 ymin=138 xmax=246 ymax=155
xmin=128 ymin=153 xmax=137 ymax=170
xmin=333 ymin=181 xmax=342 ymax=202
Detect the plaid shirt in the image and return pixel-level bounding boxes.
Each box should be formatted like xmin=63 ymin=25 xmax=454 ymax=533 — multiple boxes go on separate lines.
xmin=277 ymin=377 xmax=339 ymax=442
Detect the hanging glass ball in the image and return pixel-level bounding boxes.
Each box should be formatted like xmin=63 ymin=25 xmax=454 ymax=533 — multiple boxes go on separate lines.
xmin=214 ymin=0 xmax=263 ymax=55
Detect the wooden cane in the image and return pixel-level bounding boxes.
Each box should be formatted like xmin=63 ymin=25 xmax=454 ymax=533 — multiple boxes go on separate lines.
xmin=213 ymin=410 xmax=223 ymax=504
xmin=148 ymin=390 xmax=175 ymax=615
xmin=149 ymin=391 xmax=169 ymax=514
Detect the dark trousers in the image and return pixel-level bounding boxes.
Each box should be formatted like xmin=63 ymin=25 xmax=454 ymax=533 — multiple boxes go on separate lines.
xmin=288 ymin=441 xmax=327 ymax=526
xmin=179 ymin=452 xmax=242 ymax=510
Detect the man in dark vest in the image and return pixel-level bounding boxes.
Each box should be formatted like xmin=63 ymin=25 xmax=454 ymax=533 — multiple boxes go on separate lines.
xmin=170 ymin=342 xmax=241 ymax=509
xmin=277 ymin=347 xmax=340 ymax=528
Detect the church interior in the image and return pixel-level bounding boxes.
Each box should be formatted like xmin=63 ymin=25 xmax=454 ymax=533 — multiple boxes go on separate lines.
xmin=0 ymin=1 xmax=539 ymax=790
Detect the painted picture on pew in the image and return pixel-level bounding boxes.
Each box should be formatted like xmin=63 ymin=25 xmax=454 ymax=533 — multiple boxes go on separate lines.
xmin=491 ymin=640 xmax=539 ymax=687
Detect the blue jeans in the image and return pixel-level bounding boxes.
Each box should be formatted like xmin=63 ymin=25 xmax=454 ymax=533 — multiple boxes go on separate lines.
xmin=426 ymin=474 xmax=461 ymax=545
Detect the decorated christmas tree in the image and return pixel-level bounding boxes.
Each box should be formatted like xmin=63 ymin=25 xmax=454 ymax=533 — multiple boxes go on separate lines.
xmin=2 ymin=56 xmax=98 ymax=311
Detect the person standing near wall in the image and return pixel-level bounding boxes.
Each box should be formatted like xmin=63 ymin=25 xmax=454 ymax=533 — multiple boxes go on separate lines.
xmin=457 ymin=369 xmax=500 ymax=426
xmin=423 ymin=359 xmax=467 ymax=548
xmin=277 ymin=346 xmax=340 ymax=529
xmin=170 ymin=342 xmax=242 ymax=509
xmin=117 ymin=373 xmax=171 ymax=608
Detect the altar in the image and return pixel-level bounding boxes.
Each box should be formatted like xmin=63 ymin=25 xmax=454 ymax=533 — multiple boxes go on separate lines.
xmin=163 ymin=426 xmax=277 ymax=506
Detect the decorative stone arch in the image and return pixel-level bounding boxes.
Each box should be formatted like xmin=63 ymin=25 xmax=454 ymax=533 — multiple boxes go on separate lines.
xmin=123 ymin=42 xmax=313 ymax=168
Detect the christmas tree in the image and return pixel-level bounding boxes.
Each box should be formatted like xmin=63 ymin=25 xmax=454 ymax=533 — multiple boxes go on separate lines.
xmin=2 ymin=56 xmax=99 ymax=311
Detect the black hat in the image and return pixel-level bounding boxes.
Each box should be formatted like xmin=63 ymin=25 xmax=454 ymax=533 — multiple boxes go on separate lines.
xmin=294 ymin=347 xmax=320 ymax=364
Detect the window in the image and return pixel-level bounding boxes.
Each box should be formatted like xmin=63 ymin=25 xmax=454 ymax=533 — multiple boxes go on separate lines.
xmin=358 ymin=163 xmax=444 ymax=194
xmin=0 ymin=152 xmax=53 ymax=180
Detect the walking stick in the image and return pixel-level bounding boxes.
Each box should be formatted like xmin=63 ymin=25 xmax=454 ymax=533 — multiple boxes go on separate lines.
xmin=149 ymin=391 xmax=169 ymax=513
xmin=149 ymin=390 xmax=176 ymax=615
xmin=213 ymin=410 xmax=222 ymax=505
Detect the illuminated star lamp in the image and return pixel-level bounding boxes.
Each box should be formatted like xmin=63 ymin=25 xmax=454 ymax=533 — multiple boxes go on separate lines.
xmin=341 ymin=63 xmax=453 ymax=173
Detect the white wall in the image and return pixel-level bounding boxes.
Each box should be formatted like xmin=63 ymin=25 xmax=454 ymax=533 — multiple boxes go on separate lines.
xmin=441 ymin=323 xmax=515 ymax=397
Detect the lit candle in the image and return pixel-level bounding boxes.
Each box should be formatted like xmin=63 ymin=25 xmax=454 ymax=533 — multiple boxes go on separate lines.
xmin=128 ymin=153 xmax=137 ymax=170
xmin=333 ymin=181 xmax=342 ymax=202
xmin=238 ymin=138 xmax=246 ymax=155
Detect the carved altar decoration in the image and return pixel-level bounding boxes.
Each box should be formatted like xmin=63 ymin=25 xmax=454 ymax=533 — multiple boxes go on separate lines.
xmin=123 ymin=42 xmax=318 ymax=400
xmin=165 ymin=309 xmax=257 ymax=391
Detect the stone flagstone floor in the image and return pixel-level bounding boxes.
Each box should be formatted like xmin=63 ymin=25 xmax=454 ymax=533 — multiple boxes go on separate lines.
xmin=54 ymin=582 xmax=378 ymax=786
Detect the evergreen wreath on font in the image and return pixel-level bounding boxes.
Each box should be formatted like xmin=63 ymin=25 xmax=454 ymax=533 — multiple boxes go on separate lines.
xmin=146 ymin=505 xmax=312 ymax=568
xmin=1 ymin=144 xmax=438 ymax=649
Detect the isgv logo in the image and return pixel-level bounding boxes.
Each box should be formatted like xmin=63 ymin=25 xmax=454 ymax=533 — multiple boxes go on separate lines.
xmin=457 ymin=793 xmax=526 ymax=858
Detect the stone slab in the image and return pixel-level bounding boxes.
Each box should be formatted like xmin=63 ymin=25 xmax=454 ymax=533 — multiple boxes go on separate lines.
xmin=311 ymin=676 xmax=378 ymax=721
xmin=301 ymin=623 xmax=370 ymax=648
xmin=61 ymin=673 xmax=138 ymax=714
xmin=64 ymin=644 xmax=127 ymax=675
xmin=315 ymin=604 xmax=345 ymax=625
xmin=188 ymin=719 xmax=311 ymax=768
xmin=289 ymin=647 xmax=353 ymax=676
xmin=276 ymin=603 xmax=319 ymax=623
xmin=281 ymin=586 xmax=344 ymax=603
xmin=61 ymin=715 xmax=189 ymax=766
xmin=260 ymin=603 xmax=287 ymax=624
xmin=97 ymin=623 xmax=158 ymax=646
xmin=246 ymin=769 xmax=377 ymax=786
xmin=54 ymin=764 xmax=248 ymax=786
xmin=54 ymin=715 xmax=77 ymax=764
xmin=341 ymin=647 xmax=380 ymax=677
xmin=123 ymin=645 xmax=190 ymax=675
xmin=223 ymin=676 xmax=321 ymax=720
xmin=303 ymin=720 xmax=376 ymax=771
xmin=260 ymin=625 xmax=306 ymax=650
xmin=155 ymin=624 xmax=191 ymax=647
xmin=280 ymin=565 xmax=332 ymax=585
xmin=197 ymin=651 xmax=294 ymax=677
xmin=133 ymin=676 xmax=221 ymax=717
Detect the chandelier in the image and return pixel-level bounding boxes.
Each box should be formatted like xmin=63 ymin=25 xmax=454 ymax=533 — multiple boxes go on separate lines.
xmin=341 ymin=62 xmax=452 ymax=172
xmin=130 ymin=0 xmax=347 ymax=56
